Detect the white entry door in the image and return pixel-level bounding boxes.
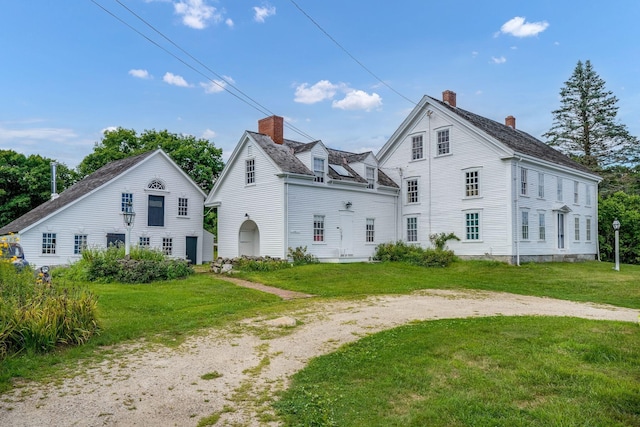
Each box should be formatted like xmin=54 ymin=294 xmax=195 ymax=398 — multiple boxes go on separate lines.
xmin=340 ymin=212 xmax=354 ymax=257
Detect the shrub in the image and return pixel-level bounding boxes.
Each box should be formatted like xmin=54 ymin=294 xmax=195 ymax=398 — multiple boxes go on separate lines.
xmin=373 ymin=241 xmax=457 ymax=267
xmin=233 ymin=256 xmax=291 ymax=272
xmin=287 ymin=246 xmax=319 ymax=266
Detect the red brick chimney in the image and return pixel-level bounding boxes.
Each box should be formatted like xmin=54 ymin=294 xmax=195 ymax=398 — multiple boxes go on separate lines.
xmin=258 ymin=115 xmax=284 ymax=145
xmin=442 ymin=90 xmax=456 ymax=107
xmin=505 ymin=115 xmax=516 ymax=129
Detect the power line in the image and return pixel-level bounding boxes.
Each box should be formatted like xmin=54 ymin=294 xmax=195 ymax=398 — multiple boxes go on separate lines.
xmin=288 ymin=0 xmax=419 ymax=108
xmin=90 ymin=0 xmax=317 ymax=142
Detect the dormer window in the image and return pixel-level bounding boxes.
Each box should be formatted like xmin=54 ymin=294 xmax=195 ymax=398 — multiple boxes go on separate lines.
xmin=313 ymin=158 xmax=325 ymax=183
xmin=366 ymin=166 xmax=375 ymax=189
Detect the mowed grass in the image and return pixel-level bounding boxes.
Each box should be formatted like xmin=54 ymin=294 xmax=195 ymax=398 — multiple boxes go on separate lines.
xmin=237 ymin=260 xmax=640 ymax=308
xmin=276 ymin=316 xmax=640 ymax=427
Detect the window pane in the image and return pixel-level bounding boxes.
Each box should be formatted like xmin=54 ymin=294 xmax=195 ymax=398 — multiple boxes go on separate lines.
xmin=437 ymin=129 xmax=450 ymax=155
xmin=411 ymin=135 xmax=423 ymax=160
xmin=42 ymin=233 xmax=57 ymax=254
xmin=313 ymin=215 xmax=325 ymax=242
xmin=366 ymin=218 xmax=375 ymax=243
xmin=407 ymin=217 xmax=417 ymax=242
xmin=465 ymin=213 xmax=479 ymax=240
xmin=178 ymin=198 xmax=188 ymax=216
xmin=314 ymin=158 xmax=325 ymax=183
xmin=465 ymin=171 xmax=479 ymax=197
xmin=246 ymin=159 xmax=255 ymax=184
xmin=407 ymin=179 xmax=418 ymax=203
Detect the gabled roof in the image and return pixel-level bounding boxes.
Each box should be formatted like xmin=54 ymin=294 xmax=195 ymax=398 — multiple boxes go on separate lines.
xmin=0 ymin=149 xmax=203 ymax=235
xmin=426 ymin=96 xmax=595 ymax=176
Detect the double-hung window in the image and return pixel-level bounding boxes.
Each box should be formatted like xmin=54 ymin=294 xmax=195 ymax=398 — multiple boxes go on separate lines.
xmin=178 ymin=198 xmax=188 ymax=217
xmin=162 ymin=237 xmax=173 ymax=255
xmin=406 ymin=217 xmax=418 ymax=242
xmin=586 ymin=218 xmax=592 ymax=241
xmin=313 ymin=158 xmax=325 ymax=183
xmin=521 ymin=211 xmax=529 ymax=240
xmin=74 ymin=234 xmax=87 ymax=255
xmin=366 ymin=218 xmax=375 ymax=243
xmin=42 ymin=233 xmax=56 ymax=254
xmin=246 ymin=159 xmax=255 ymax=185
xmin=574 ymin=217 xmax=580 ymax=241
xmin=437 ymin=129 xmax=450 ymax=155
xmin=366 ymin=167 xmax=375 ymax=189
xmin=411 ymin=135 xmax=423 ymax=160
xmin=139 ymin=236 xmax=150 ymax=247
xmin=122 ymin=192 xmax=133 ymax=212
xmin=586 ymin=185 xmax=592 ymax=206
xmin=538 ymin=172 xmax=545 ymax=198
xmin=465 ymin=170 xmax=479 ymax=197
xmin=574 ymin=181 xmax=580 ymax=204
xmin=557 ymin=177 xmax=563 ymax=201
xmin=313 ymin=215 xmax=325 ymax=242
xmin=538 ymin=213 xmax=546 ymax=241
xmin=465 ymin=212 xmax=480 ymax=240
xmin=406 ymin=179 xmax=419 ymax=204
xmin=520 ymin=168 xmax=528 ymax=196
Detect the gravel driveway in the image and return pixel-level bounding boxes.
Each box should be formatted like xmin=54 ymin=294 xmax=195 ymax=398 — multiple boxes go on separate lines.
xmin=1 ymin=287 xmax=637 ymax=427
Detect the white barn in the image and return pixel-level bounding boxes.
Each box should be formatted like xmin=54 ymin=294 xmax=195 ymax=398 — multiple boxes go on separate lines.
xmin=0 ymin=149 xmax=214 ymax=268
xmin=208 ymin=91 xmax=601 ymax=264
xmin=378 ymin=90 xmax=602 ymax=263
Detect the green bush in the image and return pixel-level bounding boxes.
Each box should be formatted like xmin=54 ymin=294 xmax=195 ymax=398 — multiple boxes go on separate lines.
xmin=0 ymin=262 xmax=99 ymax=357
xmin=287 ymin=246 xmax=319 ymax=266
xmin=63 ymin=245 xmax=194 ymax=283
xmin=373 ymin=241 xmax=457 ymax=267
xmin=233 ymin=257 xmax=292 ymax=272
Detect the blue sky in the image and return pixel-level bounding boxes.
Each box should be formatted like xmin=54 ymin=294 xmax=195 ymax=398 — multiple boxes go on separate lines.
xmin=2 ymin=1 xmax=639 ymax=169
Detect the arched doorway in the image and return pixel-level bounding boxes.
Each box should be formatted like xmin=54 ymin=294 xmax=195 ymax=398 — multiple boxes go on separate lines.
xmin=238 ymin=220 xmax=260 ymax=257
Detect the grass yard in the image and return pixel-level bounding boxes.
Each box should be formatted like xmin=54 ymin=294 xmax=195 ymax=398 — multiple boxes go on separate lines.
xmin=237 ymin=260 xmax=640 ymax=309
xmin=276 ymin=316 xmax=640 ymax=426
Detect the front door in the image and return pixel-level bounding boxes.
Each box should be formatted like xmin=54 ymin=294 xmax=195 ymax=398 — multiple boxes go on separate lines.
xmin=339 ymin=212 xmax=354 ymax=257
xmin=186 ymin=236 xmax=197 ymax=265
xmin=238 ymin=220 xmax=259 ymax=256
xmin=557 ymin=213 xmax=565 ymax=249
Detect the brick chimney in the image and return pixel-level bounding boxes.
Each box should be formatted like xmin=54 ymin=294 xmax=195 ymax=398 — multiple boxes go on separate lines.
xmin=258 ymin=115 xmax=284 ymax=145
xmin=442 ymin=90 xmax=456 ymax=107
xmin=505 ymin=115 xmax=516 ymax=129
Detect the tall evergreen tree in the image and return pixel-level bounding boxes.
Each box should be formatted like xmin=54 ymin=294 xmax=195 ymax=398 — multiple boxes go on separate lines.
xmin=543 ymin=60 xmax=639 ymax=170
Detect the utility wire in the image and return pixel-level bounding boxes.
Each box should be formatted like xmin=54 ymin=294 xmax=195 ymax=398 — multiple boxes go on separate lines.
xmin=288 ymin=0 xmax=420 ymax=108
xmin=91 ymin=0 xmax=317 ymax=142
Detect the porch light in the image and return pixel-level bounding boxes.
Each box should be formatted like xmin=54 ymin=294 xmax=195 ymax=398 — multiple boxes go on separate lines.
xmin=123 ymin=201 xmax=136 ymax=257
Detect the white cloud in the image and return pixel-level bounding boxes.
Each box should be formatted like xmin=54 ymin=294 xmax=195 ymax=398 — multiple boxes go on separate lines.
xmin=491 ymin=56 xmax=507 ymax=64
xmin=163 ymin=72 xmax=191 ymax=87
xmin=294 ymin=80 xmax=341 ymax=104
xmin=174 ymin=0 xmax=222 ymax=29
xmin=128 ymin=69 xmax=151 ymax=79
xmin=253 ymin=4 xmax=276 ymax=23
xmin=332 ymin=90 xmax=382 ymax=112
xmin=0 ymin=126 xmax=77 ymax=142
xmin=201 ymin=129 xmax=217 ymax=140
xmin=200 ymin=76 xmax=233 ymax=94
xmin=499 ymin=16 xmax=549 ymax=37
xmin=225 ymin=18 xmax=234 ymax=28
xmin=101 ymin=126 xmax=118 ymax=135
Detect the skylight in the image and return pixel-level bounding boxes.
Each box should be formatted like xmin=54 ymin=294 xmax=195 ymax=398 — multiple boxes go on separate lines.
xmin=329 ymin=164 xmax=352 ymax=177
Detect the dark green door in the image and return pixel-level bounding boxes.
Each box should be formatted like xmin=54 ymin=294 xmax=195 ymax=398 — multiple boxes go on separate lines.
xmin=186 ymin=236 xmax=197 ymax=265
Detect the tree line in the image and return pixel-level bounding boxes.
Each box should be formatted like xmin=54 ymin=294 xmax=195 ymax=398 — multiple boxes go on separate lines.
xmin=2 ymin=60 xmax=639 ymax=262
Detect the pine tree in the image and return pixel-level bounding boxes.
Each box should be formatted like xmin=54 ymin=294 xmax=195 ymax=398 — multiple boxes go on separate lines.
xmin=543 ymin=60 xmax=639 ymax=171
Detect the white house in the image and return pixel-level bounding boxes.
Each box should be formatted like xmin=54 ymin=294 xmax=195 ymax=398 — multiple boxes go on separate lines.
xmin=377 ymin=90 xmax=602 ymax=263
xmin=205 ymin=116 xmax=399 ymax=262
xmin=0 ymin=149 xmax=214 ymax=268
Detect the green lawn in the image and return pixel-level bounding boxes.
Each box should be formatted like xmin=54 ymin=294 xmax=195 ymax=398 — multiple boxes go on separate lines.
xmin=1 ymin=259 xmax=639 ymax=426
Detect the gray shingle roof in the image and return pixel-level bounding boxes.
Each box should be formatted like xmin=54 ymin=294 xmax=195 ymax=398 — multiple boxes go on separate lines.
xmin=428 ymin=96 xmax=595 ymax=175
xmin=0 ymin=150 xmax=155 ymax=235
xmin=249 ymin=131 xmax=399 ymax=188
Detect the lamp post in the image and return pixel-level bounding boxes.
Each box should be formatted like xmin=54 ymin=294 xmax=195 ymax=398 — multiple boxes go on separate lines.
xmin=123 ymin=201 xmax=136 ymax=258
xmin=612 ymin=219 xmax=620 ymax=271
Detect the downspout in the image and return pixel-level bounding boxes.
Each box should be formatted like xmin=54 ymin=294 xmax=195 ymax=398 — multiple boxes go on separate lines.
xmin=284 ymin=180 xmax=289 ymax=259
xmin=398 ymin=166 xmax=404 ymax=241
xmin=595 ymin=185 xmax=601 ymax=261
xmin=426 ymin=109 xmax=433 ymax=239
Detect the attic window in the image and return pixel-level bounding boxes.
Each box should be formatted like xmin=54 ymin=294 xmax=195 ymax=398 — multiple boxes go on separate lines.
xmin=148 ymin=179 xmax=166 ymax=190
xmin=329 ymin=164 xmax=352 ymax=177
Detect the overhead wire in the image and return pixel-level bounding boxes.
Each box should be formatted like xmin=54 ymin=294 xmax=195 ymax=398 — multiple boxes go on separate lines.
xmin=90 ymin=0 xmax=317 ymax=142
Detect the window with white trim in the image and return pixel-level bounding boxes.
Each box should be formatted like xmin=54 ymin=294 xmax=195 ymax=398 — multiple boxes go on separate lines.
xmin=178 ymin=198 xmax=188 ymax=216
xmin=148 ymin=179 xmax=165 ymax=190
xmin=586 ymin=218 xmax=592 ymax=241
xmin=437 ymin=129 xmax=450 ymax=155
xmin=406 ymin=179 xmax=419 ymax=204
xmin=538 ymin=172 xmax=545 ymax=198
xmin=574 ymin=181 xmax=579 ymax=204
xmin=406 ymin=217 xmax=418 ymax=242
xmin=42 ymin=233 xmax=56 ymax=254
xmin=574 ymin=217 xmax=580 ymax=241
xmin=121 ymin=193 xmax=133 ymax=213
xmin=520 ymin=168 xmax=528 ymax=196
xmin=139 ymin=236 xmax=150 ymax=247
xmin=366 ymin=167 xmax=375 ymax=189
xmin=521 ymin=211 xmax=529 ymax=240
xmin=586 ymin=185 xmax=592 ymax=206
xmin=162 ymin=237 xmax=173 ymax=255
xmin=557 ymin=177 xmax=563 ymax=201
xmin=465 ymin=212 xmax=480 ymax=240
xmin=465 ymin=170 xmax=479 ymax=197
xmin=366 ymin=218 xmax=375 ymax=243
xmin=74 ymin=234 xmax=87 ymax=255
xmin=538 ymin=213 xmax=546 ymax=241
xmin=411 ymin=135 xmax=423 ymax=160
xmin=313 ymin=215 xmax=325 ymax=242
xmin=313 ymin=158 xmax=325 ymax=183
xmin=246 ymin=159 xmax=255 ymax=185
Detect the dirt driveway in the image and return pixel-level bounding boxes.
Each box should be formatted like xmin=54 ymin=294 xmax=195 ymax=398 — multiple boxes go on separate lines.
xmin=1 ymin=286 xmax=637 ymax=427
